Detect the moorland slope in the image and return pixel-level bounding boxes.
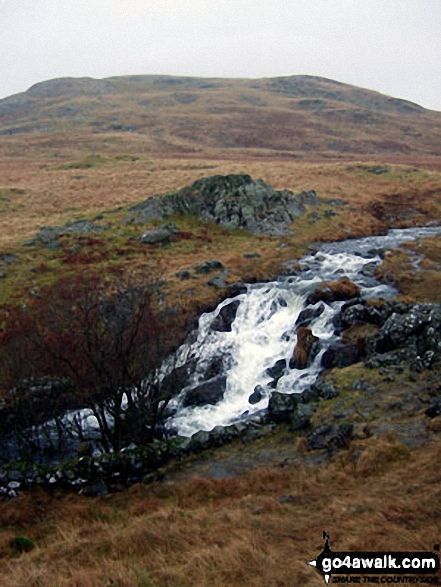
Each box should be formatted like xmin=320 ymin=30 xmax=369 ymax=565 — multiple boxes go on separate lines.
xmin=1 ymin=74 xmax=441 ymax=158
xmin=0 ymin=75 xmax=441 ymax=587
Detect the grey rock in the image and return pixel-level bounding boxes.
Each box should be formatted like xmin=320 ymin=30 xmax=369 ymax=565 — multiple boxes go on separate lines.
xmin=195 ymin=259 xmax=223 ymax=274
xmin=79 ymin=480 xmax=108 ymax=497
xmin=126 ymin=175 xmax=318 ymax=236
xmin=210 ymin=300 xmax=240 ymax=332
xmin=341 ymin=304 xmax=370 ymax=327
xmin=208 ymin=269 xmax=229 ymax=289
xmin=249 ymin=386 xmax=264 ymax=405
xmin=64 ymin=219 xmax=108 ymax=234
xmin=268 ymin=391 xmax=299 ymax=422
xmin=288 ymin=405 xmax=312 ymax=431
xmin=305 ymin=422 xmax=353 ymax=451
xmin=314 ymin=379 xmax=339 ymax=400
xmin=425 ymin=397 xmax=441 ymax=418
xmin=139 ymin=223 xmax=178 ymax=245
xmin=182 ymin=375 xmax=227 ymax=408
xmin=295 ymin=303 xmax=325 ymax=328
xmin=176 ymin=269 xmax=191 ymax=280
xmin=190 ymin=430 xmax=211 ymax=451
xmin=370 ymin=303 xmax=441 ymax=370
xmin=299 ymin=379 xmax=339 ymax=403
xmin=23 ymin=219 xmax=107 ymax=250
xmin=0 ymin=254 xmax=17 ymax=265
xmin=327 ymin=198 xmax=347 ymax=207
xmin=321 ymin=341 xmax=363 ymax=369
xmin=278 ymin=494 xmax=296 ymax=503
xmin=266 ymin=359 xmax=287 ymax=386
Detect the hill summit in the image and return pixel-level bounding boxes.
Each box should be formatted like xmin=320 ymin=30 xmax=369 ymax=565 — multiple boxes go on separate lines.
xmin=0 ymin=74 xmax=440 ymax=157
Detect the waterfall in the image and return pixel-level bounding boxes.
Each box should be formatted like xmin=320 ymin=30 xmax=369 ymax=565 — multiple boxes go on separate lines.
xmin=167 ymin=225 xmax=441 ymax=436
xmin=8 ymin=225 xmax=440 ymax=461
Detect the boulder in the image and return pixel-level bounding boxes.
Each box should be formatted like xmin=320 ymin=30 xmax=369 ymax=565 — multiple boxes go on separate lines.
xmin=249 ymin=385 xmax=264 ymax=405
xmin=340 ymin=303 xmax=370 ymax=327
xmin=79 ymin=480 xmax=108 ymax=497
xmin=182 ymin=375 xmax=227 ymax=408
xmin=295 ymin=303 xmax=325 ymax=328
xmin=321 ymin=341 xmax=363 ymax=369
xmin=307 ymin=277 xmax=360 ymax=305
xmin=305 ymin=422 xmax=353 ymax=451
xmin=298 ymin=378 xmax=339 ymax=403
xmin=268 ymin=391 xmax=299 ymax=422
xmin=195 ymin=259 xmax=224 ymax=274
xmin=176 ymin=269 xmax=191 ymax=280
xmin=160 ymin=359 xmax=197 ymax=397
xmin=288 ymin=405 xmax=313 ymax=431
xmin=289 ymin=327 xmax=319 ymax=369
xmin=139 ymin=223 xmax=178 ymax=245
xmin=426 ymin=397 xmax=441 ymax=418
xmin=266 ymin=359 xmax=287 ymax=387
xmin=208 ymin=270 xmax=229 ymax=289
xmin=210 ymin=300 xmax=240 ymax=332
xmin=370 ymin=303 xmax=441 ymax=370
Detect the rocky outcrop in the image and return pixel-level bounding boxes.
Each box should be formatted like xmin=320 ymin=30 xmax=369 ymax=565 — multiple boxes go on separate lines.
xmin=22 ymin=219 xmax=108 ymax=249
xmin=319 ymin=300 xmax=441 ymax=372
xmin=127 ymin=174 xmax=320 ymax=236
xmin=368 ymin=302 xmax=441 ymax=370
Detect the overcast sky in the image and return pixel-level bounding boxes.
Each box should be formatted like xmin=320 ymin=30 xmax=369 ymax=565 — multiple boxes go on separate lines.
xmin=1 ymin=0 xmax=440 ymax=111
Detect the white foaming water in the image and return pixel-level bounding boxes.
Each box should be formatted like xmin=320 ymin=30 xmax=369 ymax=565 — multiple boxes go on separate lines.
xmin=168 ymin=226 xmax=441 ymax=436
xmin=25 ymin=225 xmax=441 ymax=453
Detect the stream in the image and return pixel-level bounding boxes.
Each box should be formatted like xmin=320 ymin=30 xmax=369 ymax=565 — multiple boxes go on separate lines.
xmin=3 ymin=225 xmax=441 ymax=463
xmin=166 ymin=225 xmax=441 ymax=437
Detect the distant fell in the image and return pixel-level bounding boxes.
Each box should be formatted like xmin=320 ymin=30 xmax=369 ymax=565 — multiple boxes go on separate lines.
xmin=0 ymin=74 xmax=440 ymax=157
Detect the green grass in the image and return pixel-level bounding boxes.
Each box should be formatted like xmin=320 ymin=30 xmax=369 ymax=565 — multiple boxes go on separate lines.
xmin=55 ymin=153 xmax=148 ymax=170
xmin=345 ymin=163 xmax=438 ymax=182
xmin=0 ymin=188 xmax=26 ymax=214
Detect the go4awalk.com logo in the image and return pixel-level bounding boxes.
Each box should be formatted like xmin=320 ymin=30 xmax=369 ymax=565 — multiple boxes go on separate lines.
xmin=308 ymin=533 xmax=440 ymax=585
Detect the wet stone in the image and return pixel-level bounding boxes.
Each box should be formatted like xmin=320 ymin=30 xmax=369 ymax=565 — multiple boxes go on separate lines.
xmin=249 ymin=385 xmax=264 ymax=405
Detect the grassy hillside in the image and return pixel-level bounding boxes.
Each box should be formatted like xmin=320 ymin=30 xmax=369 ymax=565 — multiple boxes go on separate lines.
xmin=0 ymin=75 xmax=441 ymax=587
xmin=1 ymin=74 xmax=441 ymax=158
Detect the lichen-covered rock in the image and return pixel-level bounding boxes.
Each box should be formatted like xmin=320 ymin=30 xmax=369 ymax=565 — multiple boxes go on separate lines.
xmin=268 ymin=391 xmax=299 ymax=422
xmin=127 ymin=174 xmax=319 ymax=235
xmin=370 ymin=303 xmax=441 ymax=369
xmin=288 ymin=405 xmax=312 ymax=431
